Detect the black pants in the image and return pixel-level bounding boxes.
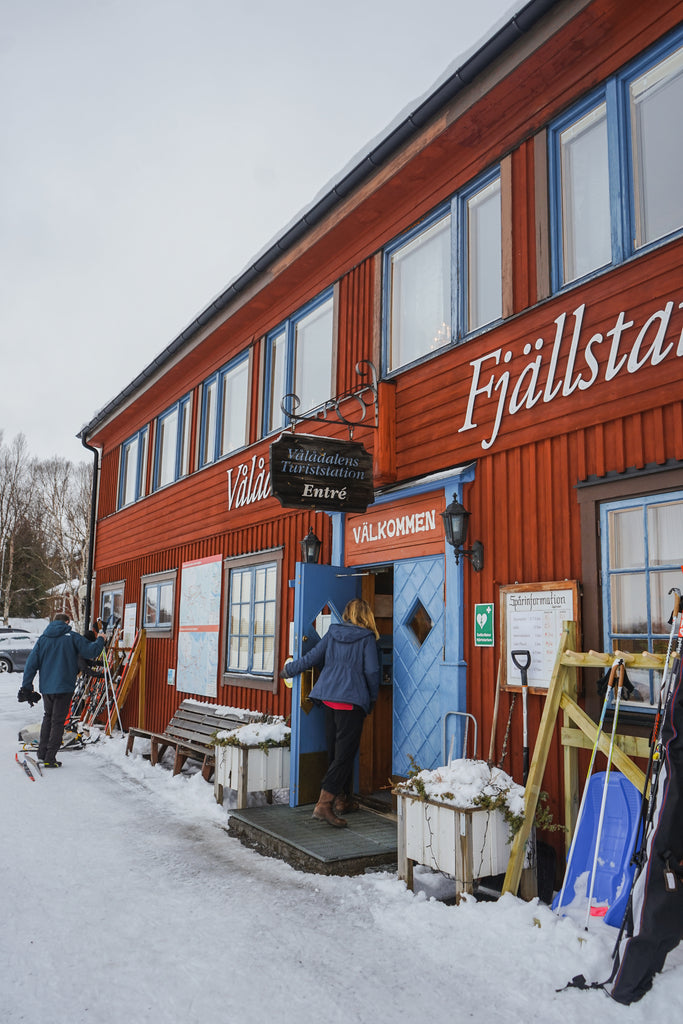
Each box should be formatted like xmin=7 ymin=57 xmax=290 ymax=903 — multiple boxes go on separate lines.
xmin=321 ymin=705 xmax=366 ymax=796
xmin=38 ymin=693 xmax=72 ymax=761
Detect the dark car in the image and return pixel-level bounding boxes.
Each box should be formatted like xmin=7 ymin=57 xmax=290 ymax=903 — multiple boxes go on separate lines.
xmin=0 ymin=634 xmax=36 ymax=674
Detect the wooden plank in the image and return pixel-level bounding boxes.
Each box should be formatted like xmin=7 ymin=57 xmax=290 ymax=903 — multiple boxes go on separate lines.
xmin=502 ymin=620 xmax=575 ymax=897
xmin=560 ymin=726 xmax=650 ymax=761
xmin=559 ymin=694 xmax=647 ymax=793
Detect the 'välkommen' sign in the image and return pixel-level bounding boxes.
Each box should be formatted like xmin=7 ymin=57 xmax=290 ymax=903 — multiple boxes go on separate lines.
xmin=269 ymin=434 xmax=374 ymax=513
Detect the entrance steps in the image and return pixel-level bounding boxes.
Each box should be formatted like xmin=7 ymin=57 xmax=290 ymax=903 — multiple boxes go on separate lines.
xmin=227 ymin=803 xmax=397 ymax=876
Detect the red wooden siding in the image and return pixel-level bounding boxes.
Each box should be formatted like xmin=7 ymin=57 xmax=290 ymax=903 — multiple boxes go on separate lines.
xmin=96 ymin=507 xmax=333 ymax=733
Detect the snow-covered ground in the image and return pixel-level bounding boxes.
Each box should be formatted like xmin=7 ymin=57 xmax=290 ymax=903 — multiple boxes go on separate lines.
xmin=2 ymin=676 xmax=681 ymax=1023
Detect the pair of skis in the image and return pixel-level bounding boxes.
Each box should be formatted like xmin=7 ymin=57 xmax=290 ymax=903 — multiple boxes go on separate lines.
xmin=15 ymin=752 xmax=43 ymax=781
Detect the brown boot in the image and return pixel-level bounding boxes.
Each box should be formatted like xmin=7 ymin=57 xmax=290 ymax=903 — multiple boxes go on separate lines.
xmin=333 ymin=793 xmax=359 ymax=816
xmin=312 ymin=790 xmax=347 ymax=828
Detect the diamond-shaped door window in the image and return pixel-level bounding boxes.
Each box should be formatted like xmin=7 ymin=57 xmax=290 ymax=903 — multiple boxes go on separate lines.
xmin=406 ymin=598 xmax=433 ymax=647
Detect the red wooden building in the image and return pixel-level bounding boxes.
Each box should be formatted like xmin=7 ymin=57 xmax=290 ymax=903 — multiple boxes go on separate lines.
xmin=80 ymin=0 xmax=683 ymax=822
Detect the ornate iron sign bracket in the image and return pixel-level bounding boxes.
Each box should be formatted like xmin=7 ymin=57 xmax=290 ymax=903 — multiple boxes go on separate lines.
xmin=280 ymin=360 xmax=379 ymax=439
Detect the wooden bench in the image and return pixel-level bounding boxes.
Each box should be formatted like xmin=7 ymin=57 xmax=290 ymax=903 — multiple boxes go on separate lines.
xmin=125 ymin=700 xmax=260 ymax=781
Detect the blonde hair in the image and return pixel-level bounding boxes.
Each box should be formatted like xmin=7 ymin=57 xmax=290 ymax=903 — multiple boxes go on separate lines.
xmin=343 ymin=598 xmax=379 ymax=639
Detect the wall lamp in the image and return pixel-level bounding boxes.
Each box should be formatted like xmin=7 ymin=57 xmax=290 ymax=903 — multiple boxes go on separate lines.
xmin=441 ymin=496 xmax=484 ymax=572
xmin=300 ymin=528 xmax=322 ymax=564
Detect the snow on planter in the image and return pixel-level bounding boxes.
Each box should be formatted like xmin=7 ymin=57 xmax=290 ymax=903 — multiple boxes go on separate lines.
xmin=394 ymin=759 xmax=527 ymax=896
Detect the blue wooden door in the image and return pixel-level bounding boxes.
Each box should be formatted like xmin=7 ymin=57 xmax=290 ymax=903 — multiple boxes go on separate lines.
xmin=393 ymin=555 xmax=445 ymax=776
xmin=289 ymin=562 xmax=359 ymax=805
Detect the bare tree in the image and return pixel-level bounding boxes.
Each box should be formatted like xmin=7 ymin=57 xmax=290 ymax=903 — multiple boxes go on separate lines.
xmin=34 ymin=457 xmax=93 ymax=631
xmin=0 ymin=432 xmax=33 ymax=623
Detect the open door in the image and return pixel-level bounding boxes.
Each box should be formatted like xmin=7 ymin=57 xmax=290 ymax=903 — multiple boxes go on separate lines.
xmin=289 ymin=562 xmax=360 ymax=806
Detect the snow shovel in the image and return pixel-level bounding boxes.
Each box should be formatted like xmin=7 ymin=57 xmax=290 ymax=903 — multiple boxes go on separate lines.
xmin=511 ymin=650 xmax=531 ymax=784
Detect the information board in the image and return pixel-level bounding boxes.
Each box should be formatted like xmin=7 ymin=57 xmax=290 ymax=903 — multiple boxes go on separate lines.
xmin=176 ymin=554 xmax=223 ymax=698
xmin=500 ymin=581 xmax=580 ymax=691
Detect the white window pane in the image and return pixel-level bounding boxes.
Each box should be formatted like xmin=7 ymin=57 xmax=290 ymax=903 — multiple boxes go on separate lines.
xmin=157 ymin=409 xmax=178 ymax=487
xmin=609 ymin=507 xmax=645 ymax=569
xmin=468 ymin=177 xmax=502 ymax=331
xmin=268 ymin=331 xmax=287 ymax=431
xmin=294 ymin=298 xmax=333 ymax=413
xmin=228 ymin=636 xmax=240 ymax=669
xmin=560 ymin=104 xmax=611 ymax=282
xmin=220 ymin=361 xmax=249 ymax=456
xmin=145 ymin=588 xmax=157 ymax=626
xmin=122 ymin=437 xmax=138 ymax=505
xmin=390 ymin=214 xmax=451 ymax=370
xmin=202 ymin=379 xmax=217 ymax=465
xmin=648 ymin=501 xmax=683 ymax=566
xmin=179 ymin=402 xmax=191 ymax=477
xmin=651 ymin=570 xmax=682 ymax=634
xmin=139 ymin=430 xmax=149 ymax=498
xmin=611 ymin=572 xmax=647 ymax=634
xmin=252 ymin=637 xmax=264 ymax=672
xmin=265 ymin=566 xmax=276 ymax=600
xmin=158 ymin=583 xmax=173 ymax=624
xmin=254 ymin=567 xmax=266 ymax=602
xmin=238 ymin=636 xmax=249 ymax=670
xmin=631 ymin=47 xmax=683 ymax=247
xmin=261 ymin=635 xmax=274 ymax=672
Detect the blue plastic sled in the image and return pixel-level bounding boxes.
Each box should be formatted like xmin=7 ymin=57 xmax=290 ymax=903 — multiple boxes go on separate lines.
xmin=553 ymin=771 xmax=642 ymax=926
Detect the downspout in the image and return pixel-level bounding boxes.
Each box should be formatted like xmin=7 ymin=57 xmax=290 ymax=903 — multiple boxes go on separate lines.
xmin=80 ymin=434 xmax=100 ymax=629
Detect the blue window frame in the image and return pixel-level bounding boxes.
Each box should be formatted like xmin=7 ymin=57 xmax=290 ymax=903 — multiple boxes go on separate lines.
xmin=199 ymin=353 xmax=249 ymax=467
xmin=226 ymin=561 xmax=277 ymax=675
xmin=118 ymin=426 xmax=149 ymax=508
xmin=382 ymin=166 xmax=502 ymax=374
xmin=600 ymin=491 xmax=683 ymax=708
xmin=153 ymin=395 xmax=192 ymax=490
xmin=549 ymin=29 xmax=683 ymax=290
xmin=263 ymin=289 xmax=335 ymax=434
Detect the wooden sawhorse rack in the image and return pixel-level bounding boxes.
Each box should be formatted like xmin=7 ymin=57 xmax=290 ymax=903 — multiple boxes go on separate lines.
xmin=503 ymin=620 xmax=662 ymax=897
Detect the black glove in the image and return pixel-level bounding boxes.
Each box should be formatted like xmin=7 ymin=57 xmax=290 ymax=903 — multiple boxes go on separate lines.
xmin=18 ymin=688 xmax=41 ymax=707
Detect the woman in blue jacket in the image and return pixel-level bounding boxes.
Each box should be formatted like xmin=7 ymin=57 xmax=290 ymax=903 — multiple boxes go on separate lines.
xmin=280 ymin=598 xmax=380 ymax=828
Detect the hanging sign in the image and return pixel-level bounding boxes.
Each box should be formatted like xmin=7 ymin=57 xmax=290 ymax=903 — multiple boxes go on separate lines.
xmin=269 ymin=433 xmax=374 ymax=513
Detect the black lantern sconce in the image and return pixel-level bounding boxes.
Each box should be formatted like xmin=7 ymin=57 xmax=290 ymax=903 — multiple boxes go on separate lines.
xmin=441 ymin=496 xmax=484 ymax=572
xmin=300 ymin=528 xmax=322 ymax=564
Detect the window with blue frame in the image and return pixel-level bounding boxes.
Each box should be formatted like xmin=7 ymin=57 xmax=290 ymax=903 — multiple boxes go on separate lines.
xmin=223 ymin=550 xmax=282 ymax=689
xmin=153 ymin=395 xmax=192 ymax=490
xmin=118 ymin=426 xmax=149 ymax=508
xmin=549 ymin=30 xmax=683 ymax=289
xmin=199 ymin=353 xmax=249 ymax=467
xmin=600 ymin=492 xmax=683 ymax=707
xmin=141 ymin=569 xmax=176 ymax=635
xmin=263 ymin=290 xmax=334 ymax=433
xmin=383 ymin=167 xmax=502 ymax=373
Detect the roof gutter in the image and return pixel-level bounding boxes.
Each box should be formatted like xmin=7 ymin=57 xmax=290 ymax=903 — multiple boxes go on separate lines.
xmin=78 ymin=0 xmax=560 ymax=443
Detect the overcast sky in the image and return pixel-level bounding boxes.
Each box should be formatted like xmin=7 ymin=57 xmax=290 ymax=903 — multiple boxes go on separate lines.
xmin=1 ymin=0 xmax=515 ymax=465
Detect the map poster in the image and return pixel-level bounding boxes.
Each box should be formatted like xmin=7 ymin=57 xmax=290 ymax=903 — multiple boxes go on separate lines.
xmin=176 ymin=554 xmax=223 ymax=698
xmin=500 ymin=581 xmax=580 ymax=692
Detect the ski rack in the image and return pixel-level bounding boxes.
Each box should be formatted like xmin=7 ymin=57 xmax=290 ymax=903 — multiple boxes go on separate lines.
xmin=502 ymin=621 xmax=663 ymax=898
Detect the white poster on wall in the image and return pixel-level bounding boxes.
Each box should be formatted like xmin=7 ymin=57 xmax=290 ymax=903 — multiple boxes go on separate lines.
xmin=123 ymin=603 xmax=137 ymax=648
xmin=176 ymin=554 xmax=222 ymax=698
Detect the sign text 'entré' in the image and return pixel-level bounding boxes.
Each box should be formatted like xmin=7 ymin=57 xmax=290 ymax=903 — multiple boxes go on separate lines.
xmin=269 ymin=434 xmax=374 ymax=513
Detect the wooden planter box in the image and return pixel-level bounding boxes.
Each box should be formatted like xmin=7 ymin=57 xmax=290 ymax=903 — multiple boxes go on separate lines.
xmin=397 ymin=792 xmax=524 ymax=899
xmin=214 ymin=743 xmax=290 ymax=808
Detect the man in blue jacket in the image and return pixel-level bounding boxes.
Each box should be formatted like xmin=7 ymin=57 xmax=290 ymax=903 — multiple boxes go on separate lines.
xmin=19 ymin=613 xmax=106 ymax=767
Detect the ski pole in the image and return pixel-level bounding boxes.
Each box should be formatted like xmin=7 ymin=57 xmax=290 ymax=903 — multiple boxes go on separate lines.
xmin=584 ymin=659 xmax=625 ymax=930
xmin=511 ymin=650 xmax=531 ymax=784
xmin=555 ymin=662 xmax=616 ymax=914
